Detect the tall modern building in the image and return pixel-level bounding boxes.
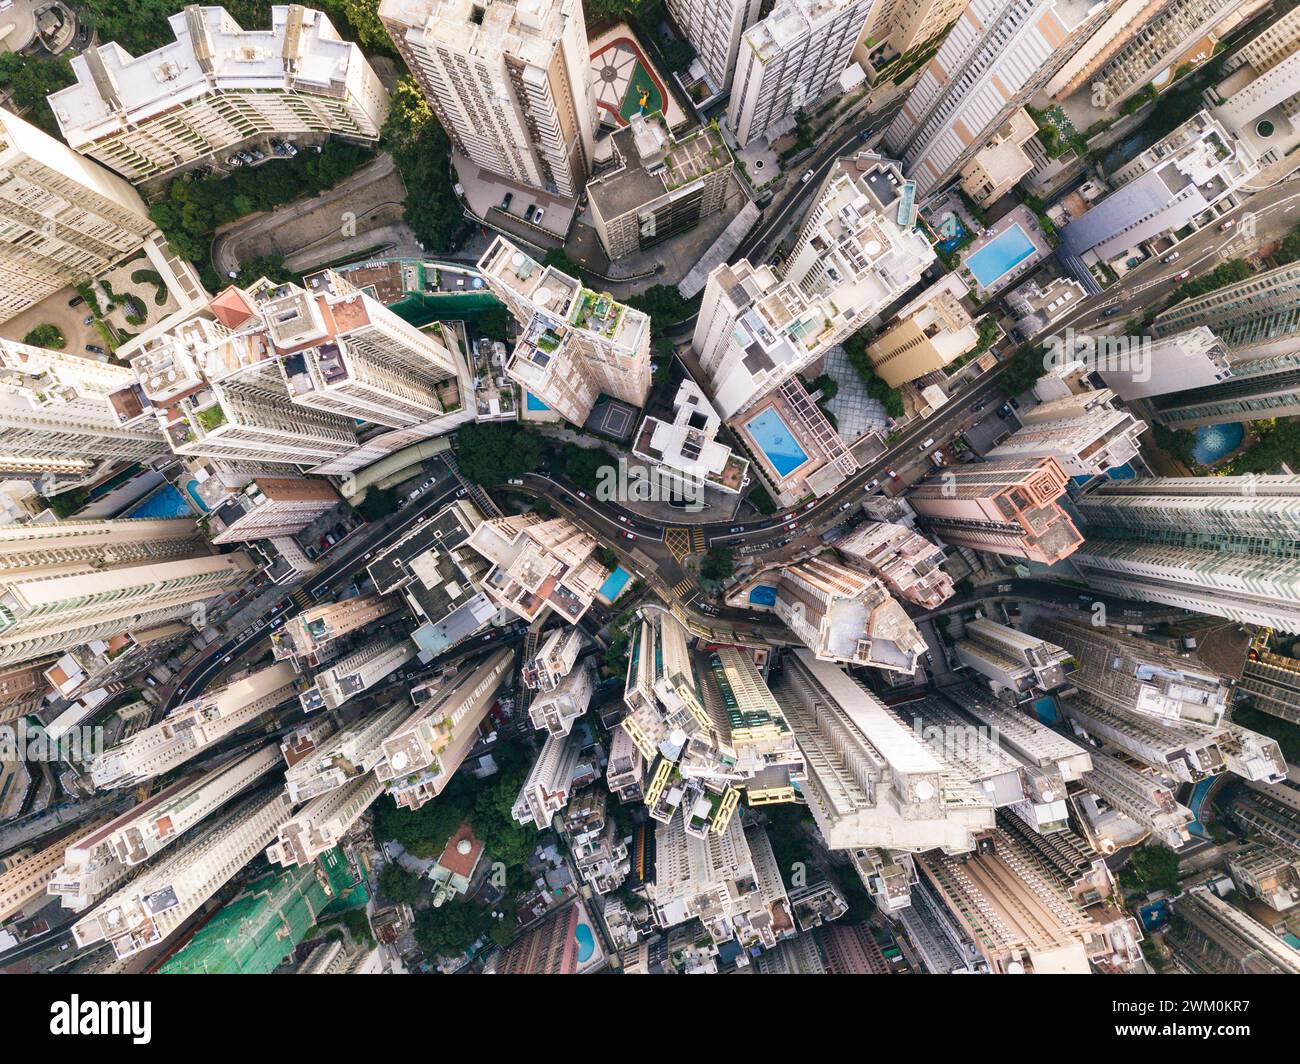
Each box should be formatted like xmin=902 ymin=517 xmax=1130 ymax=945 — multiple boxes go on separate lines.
xmin=1166 ymin=887 xmax=1300 ymax=974
xmin=90 ymin=663 xmax=300 ymax=788
xmin=0 ymin=537 xmax=253 ymax=670
xmin=772 ymin=649 xmax=996 ymax=852
xmin=1098 ymin=327 xmax=1232 ymax=402
xmin=1151 ymin=261 xmax=1300 ymax=359
xmin=882 ymin=0 xmax=1107 ymax=196
xmin=477 ymin=237 xmax=650 ymax=424
xmin=833 ymin=519 xmax=954 ymax=608
xmin=50 ymin=744 xmax=282 ymax=911
xmin=270 ymin=594 xmax=401 ymax=664
xmin=1238 ymin=651 xmax=1300 ymax=726
xmin=512 ymin=729 xmax=585 ymax=827
xmin=71 ymin=786 xmax=294 ymax=958
xmin=906 ymin=457 xmax=1083 ymax=563
xmin=379 ymin=0 xmax=595 ymax=198
xmin=773 ymin=556 xmax=927 ymax=674
xmin=694 ymin=154 xmax=934 ymax=417
xmin=986 ymin=389 xmax=1146 ymax=479
xmin=49 ymin=6 xmax=389 ymax=184
xmin=953 ymin=616 xmax=1074 ymax=697
xmin=1073 ymin=475 xmax=1300 ymax=632
xmin=1080 ymin=747 xmax=1194 ymax=851
xmin=466 ymin=513 xmax=608 ymax=624
xmin=373 ymin=648 xmax=513 ymax=810
xmin=858 ymin=0 xmax=970 ymax=74
xmin=285 ymin=702 xmax=413 ymax=802
xmin=268 ymin=771 xmax=385 ymax=867
xmin=727 ymin=0 xmax=876 ymax=148
xmin=207 ymin=476 xmax=338 ymax=544
xmin=0 ymin=108 xmax=156 ymax=324
xmin=299 ymin=638 xmax=417 ymax=714
xmin=0 ymin=341 xmax=169 ymax=480
xmin=865 ymin=274 xmax=980 ymax=387
xmin=666 ymin=0 xmax=763 ymax=96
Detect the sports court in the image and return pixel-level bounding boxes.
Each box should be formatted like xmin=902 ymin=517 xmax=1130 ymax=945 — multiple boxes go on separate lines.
xmin=588 ymin=25 xmax=686 ymax=129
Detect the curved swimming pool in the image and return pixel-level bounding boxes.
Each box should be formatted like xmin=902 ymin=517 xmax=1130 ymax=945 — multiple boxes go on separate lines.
xmin=1191 ymin=422 xmax=1244 ymax=466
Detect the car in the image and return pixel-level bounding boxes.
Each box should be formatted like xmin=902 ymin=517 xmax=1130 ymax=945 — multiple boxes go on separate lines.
xmin=364 ymin=552 xmax=373 ymax=560
xmin=971 ymin=400 xmax=985 ymax=413
xmin=456 ymin=487 xmax=467 ymax=497
xmin=507 ymin=478 xmax=524 ymax=486
xmin=618 ymin=515 xmax=628 ymax=523
xmin=1220 ymin=218 xmax=1236 ymax=231
xmin=919 ymin=437 xmax=935 ymax=450
xmin=144 ymin=676 xmax=157 ymax=686
xmin=523 ymin=205 xmax=536 ymax=222
xmin=783 ymin=512 xmax=796 ymax=521
xmin=1177 ymin=270 xmax=1191 ymax=281
xmin=222 ymin=654 xmax=232 ymax=664
xmin=867 ymin=478 xmax=880 ymax=491
xmin=625 ymin=531 xmax=637 ymax=539
xmin=68 ymin=295 xmax=84 ymax=307
xmin=534 ymin=208 xmax=545 ymax=224
xmin=886 ymin=469 xmax=899 ymax=481
xmin=860 ymin=129 xmax=873 ymax=141
xmin=1162 ymin=252 xmax=1180 ymax=263
xmin=85 ymin=344 xmax=105 ymax=355
xmin=786 ymin=521 xmax=798 ymax=530
xmin=1101 ymin=306 xmax=1124 ymax=318
xmin=499 ymin=192 xmax=513 ymax=211
xmin=801 ymin=170 xmax=815 ymax=183
xmin=729 ymin=525 xmax=745 ymax=533
xmin=931 ymin=450 xmax=945 ymax=466
xmin=578 ymin=490 xmax=588 ymax=499
xmin=840 ymin=501 xmax=854 ymax=511
xmin=58 ymin=943 xmax=71 ymax=953
xmin=997 ymin=584 xmax=1012 ymax=593
xmin=804 ymin=500 xmax=817 ymax=511
xmin=83 ymin=315 xmax=95 ymax=326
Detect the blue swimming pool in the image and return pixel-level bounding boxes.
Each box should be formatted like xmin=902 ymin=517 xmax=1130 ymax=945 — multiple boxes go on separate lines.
xmin=526 ymin=392 xmax=550 ymax=412
xmin=598 ymin=566 xmax=632 ymax=601
xmin=965 ymin=224 xmax=1037 ymax=288
xmin=744 ymin=408 xmax=809 ymax=477
xmin=1191 ymin=422 xmax=1244 ymax=465
xmin=936 ymin=214 xmax=967 ymax=253
xmin=748 ymin=585 xmax=778 ymax=606
xmin=125 ymin=483 xmax=193 ymax=519
xmin=574 ymin=922 xmax=596 ymax=963
xmin=184 ymin=478 xmax=211 ymax=513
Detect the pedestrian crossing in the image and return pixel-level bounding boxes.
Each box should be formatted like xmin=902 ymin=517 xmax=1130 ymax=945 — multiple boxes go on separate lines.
xmin=691 ymin=528 xmax=706 ymax=553
xmin=672 ymin=578 xmax=695 ymax=599
xmin=292 ymin=588 xmax=314 ymax=609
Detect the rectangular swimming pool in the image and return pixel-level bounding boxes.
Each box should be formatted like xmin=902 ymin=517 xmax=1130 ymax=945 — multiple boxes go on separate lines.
xmin=965 ymin=224 xmax=1037 ymax=288
xmin=744 ymin=408 xmax=810 ymax=477
xmin=598 ymin=566 xmax=632 ymax=601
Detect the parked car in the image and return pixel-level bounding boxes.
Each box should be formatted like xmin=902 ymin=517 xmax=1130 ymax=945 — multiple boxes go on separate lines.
xmin=867 ymin=478 xmax=880 ymax=491
xmin=1101 ymin=306 xmax=1123 ymax=318
xmin=886 ymin=469 xmax=899 ymax=481
xmin=1220 ymin=218 xmax=1236 ymax=231
xmin=499 ymin=192 xmax=513 ymax=211
xmin=1162 ymin=252 xmax=1180 ymax=263
xmin=68 ymin=295 xmax=84 ymax=307
xmin=1177 ymin=270 xmax=1191 ymax=281
xmin=83 ymin=315 xmax=95 ymax=326
xmin=85 ymin=344 xmax=105 ymax=355
xmin=801 ymin=170 xmax=815 ymax=183
xmin=533 ymin=207 xmax=545 ymax=225
xmin=508 ymin=478 xmax=524 ymax=485
xmin=919 ymin=437 xmax=935 ymax=450
xmin=624 ymin=531 xmax=637 ymax=540
xmin=729 ymin=525 xmax=745 ymax=533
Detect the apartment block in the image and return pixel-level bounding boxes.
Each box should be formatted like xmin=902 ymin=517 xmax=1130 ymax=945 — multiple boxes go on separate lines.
xmin=1166 ymin=887 xmax=1300 ymax=974
xmin=857 ymin=0 xmax=970 ymax=75
xmin=727 ymin=0 xmax=875 ymax=148
xmin=774 ymin=556 xmax=926 ymax=674
xmin=1152 ymin=262 xmax=1300 ymax=357
xmin=987 ymin=388 xmax=1146 ymax=478
xmin=883 ymin=0 xmax=1106 ymax=196
xmin=1099 ymin=327 xmax=1232 ymax=402
xmin=50 ymin=744 xmax=282 ymax=911
xmin=380 ymin=0 xmax=595 ymax=198
xmin=563 ymin=789 xmax=630 ymax=895
xmin=1229 ymin=3 xmax=1300 ymax=73
xmin=606 ymin=727 xmax=646 ymax=804
xmin=207 ymin=476 xmax=338 ymax=543
xmin=1238 ymin=651 xmax=1300 ymax=726
xmin=1061 ymin=691 xmax=1226 ymax=783
xmin=374 ymin=648 xmax=513 ymax=810
xmin=1080 ymin=747 xmax=1194 ymax=851
xmin=90 ymin=662 xmax=300 ymax=788
xmin=772 ymin=649 xmax=995 ymax=853
xmin=513 ymin=728 xmax=585 ymax=827
xmin=528 ymin=664 xmax=594 ymax=738
xmin=954 ymin=617 xmax=1074 ymax=697
xmin=630 ymin=378 xmax=750 ymax=496
xmin=268 ymin=771 xmax=384 ymax=867
xmin=466 ymin=513 xmax=608 ymax=624
xmin=1226 ymin=843 xmax=1300 ymax=912
xmin=906 ymin=456 xmax=1083 ymax=563
xmin=50 ymin=6 xmax=388 ymax=184
xmin=866 ymin=274 xmax=979 ymax=388
xmin=299 ymin=639 xmax=417 ymax=714
xmin=72 ymin=786 xmax=294 ymax=958
xmin=957 ymin=107 xmax=1038 ymax=208
xmin=0 ymin=108 xmax=155 ymax=324
xmin=477 ymin=237 xmax=651 ymax=424
xmin=666 ymin=0 xmax=763 ymax=95
xmin=1074 ymin=475 xmax=1300 ymax=632
xmin=587 ymin=115 xmax=734 ymax=260
xmin=270 ymin=594 xmax=401 ymax=664
xmin=833 ymin=519 xmax=953 ymax=609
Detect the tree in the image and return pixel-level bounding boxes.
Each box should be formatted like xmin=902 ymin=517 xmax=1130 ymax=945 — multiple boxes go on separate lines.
xmin=0 ymin=54 xmax=75 ymax=135
xmin=626 ymin=285 xmax=696 ymax=334
xmin=472 ymin=305 xmax=512 ymax=343
xmin=700 ymin=547 xmax=734 ymax=582
xmin=23 ymin=324 xmax=65 ymax=350
xmin=414 ymin=902 xmax=493 ymax=958
xmin=377 ymin=863 xmax=423 ymax=906
xmin=842 ymin=330 xmax=904 ymax=417
xmin=454 ymin=422 xmax=542 ymax=485
xmin=317 ymin=0 xmax=396 ymax=53
xmin=381 ymin=77 xmax=464 ymax=253
xmin=1121 ymin=843 xmax=1181 ymax=897
xmin=560 ymin=444 xmax=609 ymax=493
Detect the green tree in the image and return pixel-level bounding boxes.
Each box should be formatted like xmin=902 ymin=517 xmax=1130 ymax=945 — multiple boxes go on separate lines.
xmin=842 ymin=331 xmax=904 ymax=417
xmin=473 ymin=304 xmax=512 ymax=343
xmin=0 ymin=54 xmax=75 ymax=135
xmin=626 ymin=285 xmax=696 ymax=334
xmin=414 ymin=902 xmax=493 ymax=958
xmin=454 ymin=423 xmax=542 ymax=485
xmin=377 ymin=863 xmax=423 ymax=906
xmin=700 ymin=547 xmax=734 ymax=581
xmin=560 ymin=444 xmax=609 ymax=493
xmin=381 ymin=77 xmax=464 ymax=253
xmin=1121 ymin=843 xmax=1181 ymax=896
xmin=23 ymin=324 xmax=65 ymax=349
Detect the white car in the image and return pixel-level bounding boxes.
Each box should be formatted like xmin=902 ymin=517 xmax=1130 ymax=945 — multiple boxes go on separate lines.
xmin=802 ymin=170 xmax=815 ymax=183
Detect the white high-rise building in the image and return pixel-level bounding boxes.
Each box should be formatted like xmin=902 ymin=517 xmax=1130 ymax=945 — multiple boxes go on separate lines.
xmin=0 ymin=547 xmax=254 ymax=670
xmin=0 ymin=341 xmax=169 ymax=479
xmin=512 ymin=729 xmax=585 ymax=826
xmin=284 ymin=702 xmax=413 ymax=802
xmin=267 ymin=771 xmax=386 ymax=867
xmin=477 ymin=237 xmax=651 ymax=425
xmin=833 ymin=520 xmax=954 ymax=609
xmin=299 ymin=637 xmax=418 ymax=713
xmin=90 ymin=662 xmax=299 ymax=788
xmin=528 ymin=663 xmax=594 ymax=737
xmin=954 ymin=617 xmax=1074 ymax=697
xmin=727 ymin=0 xmax=876 ymax=148
xmin=0 ymin=108 xmax=156 ymax=324
xmin=882 ymin=0 xmax=1108 ymax=196
xmin=49 ymin=6 xmax=389 ymax=184
xmin=1081 ymin=747 xmax=1194 ymax=851
xmin=49 ymin=744 xmax=282 ymax=911
xmin=72 ymin=786 xmax=294 ymax=958
xmin=987 ymin=389 xmax=1146 ymax=479
xmin=772 ymin=649 xmax=995 ymax=852
xmin=380 ymin=0 xmax=595 ymax=198
xmin=666 ymin=0 xmax=763 ymax=95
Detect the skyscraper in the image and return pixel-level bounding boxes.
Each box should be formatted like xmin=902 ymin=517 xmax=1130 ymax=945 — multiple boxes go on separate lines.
xmin=379 ymin=0 xmax=595 ymax=197
xmin=906 ymin=456 xmax=1083 ymax=563
xmin=0 ymin=108 xmax=155 ymax=323
xmin=882 ymin=0 xmax=1108 ymax=196
xmin=986 ymin=389 xmax=1146 ymax=479
xmin=666 ymin=0 xmax=763 ymax=96
xmin=1074 ymin=475 xmax=1300 ymax=632
xmin=1151 ymin=261 xmax=1300 ymax=358
xmin=832 ymin=519 xmax=954 ymax=608
xmin=727 ymin=0 xmax=876 ymax=148
xmin=477 ymin=237 xmax=651 ymax=424
xmin=953 ymin=616 xmax=1074 ymax=697
xmin=49 ymin=6 xmax=389 ymax=184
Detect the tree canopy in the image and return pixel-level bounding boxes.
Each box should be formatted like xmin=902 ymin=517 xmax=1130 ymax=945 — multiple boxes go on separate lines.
xmin=382 ymin=77 xmax=465 ymax=254
xmin=454 ymin=423 xmax=543 ymax=485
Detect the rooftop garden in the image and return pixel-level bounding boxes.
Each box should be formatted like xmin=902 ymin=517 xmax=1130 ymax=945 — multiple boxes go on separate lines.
xmin=194 ymin=405 xmax=228 ymax=433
